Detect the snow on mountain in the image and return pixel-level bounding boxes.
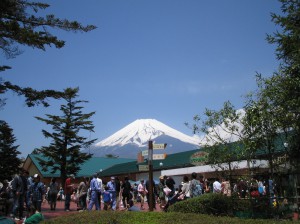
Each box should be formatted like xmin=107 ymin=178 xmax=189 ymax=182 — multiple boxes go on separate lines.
xmin=95 ymin=119 xmax=200 ymax=148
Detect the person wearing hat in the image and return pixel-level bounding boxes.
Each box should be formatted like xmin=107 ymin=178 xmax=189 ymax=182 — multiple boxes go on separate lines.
xmin=106 ymin=177 xmax=117 ymax=210
xmin=30 ymin=174 xmax=45 ymax=213
xmin=64 ymin=174 xmax=75 ymax=211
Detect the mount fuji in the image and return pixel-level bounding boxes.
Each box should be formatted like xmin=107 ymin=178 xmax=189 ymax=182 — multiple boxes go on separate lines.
xmin=88 ymin=119 xmax=200 ymax=158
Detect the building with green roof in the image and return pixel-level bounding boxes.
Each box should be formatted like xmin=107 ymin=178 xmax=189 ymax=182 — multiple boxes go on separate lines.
xmin=23 ymin=154 xmax=135 ymax=185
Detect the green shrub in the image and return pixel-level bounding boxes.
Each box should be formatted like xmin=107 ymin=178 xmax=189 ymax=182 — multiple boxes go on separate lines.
xmin=41 ymin=211 xmax=298 ymax=224
xmin=168 ymin=193 xmax=233 ymax=215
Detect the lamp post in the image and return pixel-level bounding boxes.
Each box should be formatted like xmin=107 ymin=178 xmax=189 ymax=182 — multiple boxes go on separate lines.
xmin=98 ymin=169 xmax=103 ymax=177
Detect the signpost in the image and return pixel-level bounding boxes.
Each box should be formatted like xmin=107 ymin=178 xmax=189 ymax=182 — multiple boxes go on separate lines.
xmin=138 ymin=164 xmax=149 ymax=171
xmin=153 ymin=143 xmax=167 ymax=150
xmin=153 ymin=153 xmax=167 ymax=160
xmin=142 ymin=150 xmax=148 ymax=156
xmin=148 ymin=140 xmax=167 ymax=211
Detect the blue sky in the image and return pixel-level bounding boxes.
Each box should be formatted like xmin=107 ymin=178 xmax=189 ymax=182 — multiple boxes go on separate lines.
xmin=1 ymin=0 xmax=281 ymax=157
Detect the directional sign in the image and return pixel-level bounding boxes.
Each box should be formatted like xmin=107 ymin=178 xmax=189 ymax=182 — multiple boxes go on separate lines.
xmin=153 ymin=143 xmax=167 ymax=150
xmin=138 ymin=165 xmax=149 ymax=171
xmin=153 ymin=153 xmax=167 ymax=160
xmin=142 ymin=150 xmax=148 ymax=156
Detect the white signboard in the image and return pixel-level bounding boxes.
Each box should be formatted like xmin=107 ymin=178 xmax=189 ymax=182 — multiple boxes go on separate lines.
xmin=153 ymin=154 xmax=167 ymax=160
xmin=153 ymin=143 xmax=167 ymax=150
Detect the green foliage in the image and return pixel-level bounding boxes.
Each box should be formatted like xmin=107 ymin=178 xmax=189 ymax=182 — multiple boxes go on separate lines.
xmin=0 ymin=0 xmax=96 ymax=61
xmin=168 ymin=193 xmax=233 ymax=216
xmin=0 ymin=0 xmax=96 ymax=108
xmin=41 ymin=210 xmax=296 ymax=224
xmin=34 ymin=87 xmax=96 ymax=185
xmin=0 ymin=120 xmax=21 ymax=181
xmin=188 ymin=101 xmax=247 ymax=178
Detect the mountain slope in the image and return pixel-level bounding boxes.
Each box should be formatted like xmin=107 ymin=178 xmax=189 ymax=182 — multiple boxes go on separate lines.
xmin=90 ymin=119 xmax=200 ymax=158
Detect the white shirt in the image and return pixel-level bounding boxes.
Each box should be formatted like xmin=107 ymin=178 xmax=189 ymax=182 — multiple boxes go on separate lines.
xmin=213 ymin=181 xmax=221 ymax=193
xmin=97 ymin=177 xmax=103 ymax=192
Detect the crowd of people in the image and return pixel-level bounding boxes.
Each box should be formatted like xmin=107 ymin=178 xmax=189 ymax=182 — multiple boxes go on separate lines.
xmin=0 ymin=169 xmax=277 ymax=223
xmin=0 ymin=169 xmax=45 ymax=223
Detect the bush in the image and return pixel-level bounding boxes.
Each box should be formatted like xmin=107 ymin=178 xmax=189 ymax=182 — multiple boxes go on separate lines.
xmin=41 ymin=210 xmax=297 ymax=224
xmin=168 ymin=193 xmax=233 ymax=216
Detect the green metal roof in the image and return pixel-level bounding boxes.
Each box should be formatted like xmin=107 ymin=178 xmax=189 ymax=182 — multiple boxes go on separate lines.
xmin=28 ymin=154 xmax=135 ymax=178
xmin=100 ymin=149 xmax=200 ymax=177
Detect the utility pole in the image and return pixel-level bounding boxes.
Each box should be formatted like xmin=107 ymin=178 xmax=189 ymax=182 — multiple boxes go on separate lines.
xmin=148 ymin=140 xmax=154 ymax=211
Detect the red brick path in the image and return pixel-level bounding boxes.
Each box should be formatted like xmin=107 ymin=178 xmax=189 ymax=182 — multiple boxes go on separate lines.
xmin=42 ymin=199 xmax=162 ymax=220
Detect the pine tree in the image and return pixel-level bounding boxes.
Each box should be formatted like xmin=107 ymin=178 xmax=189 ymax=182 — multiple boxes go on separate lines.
xmin=0 ymin=120 xmax=21 ymax=182
xmin=0 ymin=0 xmax=96 ymax=107
xmin=35 ymin=87 xmax=96 ymax=185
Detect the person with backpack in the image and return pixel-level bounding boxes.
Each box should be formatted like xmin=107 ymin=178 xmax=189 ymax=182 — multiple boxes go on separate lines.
xmin=48 ymin=178 xmax=59 ymax=210
xmin=30 ymin=174 xmax=45 ymax=212
xmin=189 ymin=172 xmax=202 ymax=198
xmin=121 ymin=176 xmax=132 ymax=209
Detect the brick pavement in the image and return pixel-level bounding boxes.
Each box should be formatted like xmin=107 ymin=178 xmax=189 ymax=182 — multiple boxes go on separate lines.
xmin=41 ymin=199 xmax=162 ymax=220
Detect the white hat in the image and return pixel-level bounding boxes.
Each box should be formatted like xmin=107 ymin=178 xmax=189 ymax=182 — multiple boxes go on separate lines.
xmin=33 ymin=174 xmax=39 ymax=178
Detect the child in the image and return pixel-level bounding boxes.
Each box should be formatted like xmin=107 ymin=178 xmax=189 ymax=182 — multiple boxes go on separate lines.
xmin=102 ymin=186 xmax=111 ymax=210
xmin=24 ymin=205 xmax=44 ymax=224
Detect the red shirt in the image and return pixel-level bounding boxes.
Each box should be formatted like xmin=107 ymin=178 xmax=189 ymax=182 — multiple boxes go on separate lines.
xmin=65 ymin=178 xmax=73 ymax=194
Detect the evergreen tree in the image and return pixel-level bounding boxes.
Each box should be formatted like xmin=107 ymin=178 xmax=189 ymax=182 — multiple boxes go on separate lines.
xmin=35 ymin=87 xmax=97 ymax=185
xmin=0 ymin=120 xmax=21 ymax=182
xmin=0 ymin=0 xmax=96 ymax=107
xmin=264 ymin=0 xmax=300 ymax=169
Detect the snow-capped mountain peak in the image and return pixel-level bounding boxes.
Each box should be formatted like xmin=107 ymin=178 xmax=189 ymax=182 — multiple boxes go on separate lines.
xmin=95 ymin=119 xmax=199 ymax=148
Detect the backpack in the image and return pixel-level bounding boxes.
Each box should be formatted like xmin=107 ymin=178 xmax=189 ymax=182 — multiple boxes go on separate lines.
xmin=191 ymin=179 xmax=202 ymax=197
xmin=49 ymin=182 xmax=58 ymax=194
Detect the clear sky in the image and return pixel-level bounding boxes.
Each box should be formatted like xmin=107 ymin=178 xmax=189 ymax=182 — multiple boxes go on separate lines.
xmin=1 ymin=0 xmax=282 ymax=158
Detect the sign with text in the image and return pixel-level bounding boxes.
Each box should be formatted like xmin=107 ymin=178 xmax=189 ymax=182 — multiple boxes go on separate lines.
xmin=142 ymin=150 xmax=148 ymax=156
xmin=138 ymin=165 xmax=149 ymax=171
xmin=153 ymin=153 xmax=167 ymax=160
xmin=153 ymin=143 xmax=167 ymax=150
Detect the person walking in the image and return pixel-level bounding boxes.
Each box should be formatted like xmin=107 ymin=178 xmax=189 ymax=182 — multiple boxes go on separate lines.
xmin=189 ymin=172 xmax=202 ymax=198
xmin=115 ymin=177 xmax=121 ymax=210
xmin=88 ymin=173 xmax=101 ymax=211
xmin=30 ymin=174 xmax=45 ymax=213
xmin=107 ymin=177 xmax=117 ymax=210
xmin=213 ymin=178 xmax=222 ymax=194
xmin=48 ymin=178 xmax=59 ymax=210
xmin=137 ymin=179 xmax=145 ymax=210
xmin=96 ymin=174 xmax=103 ymax=210
xmin=11 ymin=169 xmax=26 ymax=221
xmin=157 ymin=176 xmax=166 ymax=209
xmin=78 ymin=177 xmax=89 ymax=211
xmin=221 ymin=177 xmax=231 ymax=197
xmin=179 ymin=175 xmax=190 ymax=200
xmin=64 ymin=174 xmax=75 ymax=211
xmin=121 ymin=176 xmax=132 ymax=209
